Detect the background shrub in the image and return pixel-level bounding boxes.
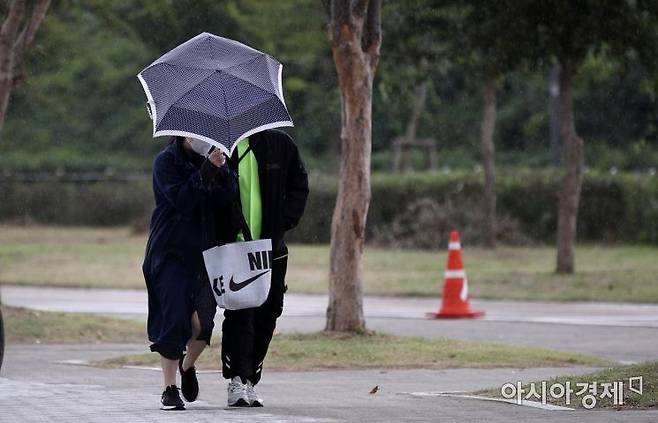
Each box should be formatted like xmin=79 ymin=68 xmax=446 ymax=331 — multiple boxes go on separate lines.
xmin=1 ymin=170 xmax=657 ymax=247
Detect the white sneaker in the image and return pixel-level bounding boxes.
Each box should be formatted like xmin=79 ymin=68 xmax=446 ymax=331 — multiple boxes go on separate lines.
xmin=245 ymin=380 xmax=263 ymax=407
xmin=227 ymin=377 xmax=249 ymax=407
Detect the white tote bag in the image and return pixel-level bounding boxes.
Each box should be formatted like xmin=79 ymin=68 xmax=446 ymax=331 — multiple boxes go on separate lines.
xmin=203 ymin=238 xmax=272 ymax=310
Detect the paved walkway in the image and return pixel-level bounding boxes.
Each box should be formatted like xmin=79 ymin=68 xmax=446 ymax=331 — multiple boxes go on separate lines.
xmin=3 ymin=285 xmax=658 ymax=363
xmin=2 ymin=285 xmax=658 ymax=421
xmin=3 ymin=344 xmax=657 ymax=423
xmin=4 ymin=285 xmax=658 ymax=327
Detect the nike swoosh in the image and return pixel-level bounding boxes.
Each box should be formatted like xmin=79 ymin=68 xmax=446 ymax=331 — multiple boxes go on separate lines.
xmin=229 ymin=270 xmax=270 ymax=292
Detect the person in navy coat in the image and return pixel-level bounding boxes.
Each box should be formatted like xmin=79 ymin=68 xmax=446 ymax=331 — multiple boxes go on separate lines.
xmin=142 ymin=136 xmax=237 ymax=410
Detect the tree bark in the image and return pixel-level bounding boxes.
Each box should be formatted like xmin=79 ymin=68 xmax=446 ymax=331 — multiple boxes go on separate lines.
xmin=0 ymin=0 xmax=51 ymax=135
xmin=555 ymin=60 xmax=584 ymax=274
xmin=325 ymin=0 xmax=381 ymax=332
xmin=0 ymin=0 xmax=26 ymax=134
xmin=480 ymin=76 xmax=497 ymax=248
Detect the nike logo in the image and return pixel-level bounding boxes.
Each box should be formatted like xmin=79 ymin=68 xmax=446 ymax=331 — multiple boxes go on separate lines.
xmin=229 ymin=270 xmax=270 ymax=292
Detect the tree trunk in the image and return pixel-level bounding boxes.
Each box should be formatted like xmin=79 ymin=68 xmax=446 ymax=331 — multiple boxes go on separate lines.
xmin=326 ymin=0 xmax=381 ymax=332
xmin=0 ymin=47 xmax=15 ymax=133
xmin=548 ymin=63 xmax=561 ymax=166
xmin=0 ymin=0 xmax=51 ymax=135
xmin=0 ymin=0 xmax=25 ymax=133
xmin=480 ymin=76 xmax=497 ymax=248
xmin=326 ymin=40 xmax=374 ymax=332
xmin=398 ymin=80 xmax=428 ymax=173
xmin=0 ymin=306 xmax=4 ymax=372
xmin=555 ymin=60 xmax=584 ymax=274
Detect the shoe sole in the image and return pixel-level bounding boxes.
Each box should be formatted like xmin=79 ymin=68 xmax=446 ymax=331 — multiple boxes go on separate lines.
xmin=228 ymin=398 xmax=250 ymax=407
xmin=160 ymin=405 xmax=185 ymax=411
xmin=182 ymin=392 xmax=198 ymax=403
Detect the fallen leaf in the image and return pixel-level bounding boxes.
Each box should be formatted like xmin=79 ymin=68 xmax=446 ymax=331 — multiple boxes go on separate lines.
xmin=369 ymin=385 xmax=379 ymax=394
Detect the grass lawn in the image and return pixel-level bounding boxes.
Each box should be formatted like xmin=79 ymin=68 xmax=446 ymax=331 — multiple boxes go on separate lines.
xmin=2 ymin=225 xmax=658 ymax=302
xmin=97 ymin=331 xmax=606 ymax=371
xmin=3 ymin=305 xmax=145 ymax=344
xmin=477 ymin=361 xmax=658 ymax=409
xmin=3 ymin=304 xmax=605 ymax=371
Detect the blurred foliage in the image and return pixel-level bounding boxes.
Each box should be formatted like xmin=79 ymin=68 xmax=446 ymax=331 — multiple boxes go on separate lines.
xmin=2 ymin=170 xmax=657 ymax=246
xmin=298 ymin=169 xmax=658 ymax=246
xmin=0 ymin=1 xmax=657 ymax=172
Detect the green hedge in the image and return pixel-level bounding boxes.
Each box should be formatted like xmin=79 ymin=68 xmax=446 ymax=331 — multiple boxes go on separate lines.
xmin=1 ymin=170 xmax=657 ymax=245
xmin=290 ymin=170 xmax=658 ymax=245
xmin=0 ymin=179 xmax=152 ymax=226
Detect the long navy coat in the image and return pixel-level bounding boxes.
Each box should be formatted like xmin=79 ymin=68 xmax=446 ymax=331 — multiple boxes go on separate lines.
xmin=142 ymin=140 xmax=237 ymax=359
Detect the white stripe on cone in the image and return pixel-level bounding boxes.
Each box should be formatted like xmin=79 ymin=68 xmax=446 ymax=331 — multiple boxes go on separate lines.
xmin=444 ymin=270 xmax=466 ymax=279
xmin=460 ymin=278 xmax=468 ymax=302
xmin=448 ymin=242 xmax=461 ymax=250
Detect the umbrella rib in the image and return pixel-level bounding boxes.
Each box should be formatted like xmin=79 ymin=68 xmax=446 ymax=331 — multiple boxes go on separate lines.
xmin=149 ymin=57 xmax=280 ymax=117
xmin=148 ymin=53 xmax=267 ymax=74
xmin=154 ymin=70 xmax=218 ymax=125
xmin=220 ymin=55 xmax=279 ymax=95
xmin=169 ymin=70 xmax=283 ymax=119
xmin=220 ymin=79 xmax=230 ymax=138
xmin=216 ymin=70 xmax=281 ymax=105
xmin=220 ymin=54 xmax=263 ymax=72
xmin=156 ymin=63 xmax=285 ymax=143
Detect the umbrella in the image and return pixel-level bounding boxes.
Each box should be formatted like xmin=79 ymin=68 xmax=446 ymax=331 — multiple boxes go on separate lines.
xmin=137 ymin=32 xmax=293 ymax=155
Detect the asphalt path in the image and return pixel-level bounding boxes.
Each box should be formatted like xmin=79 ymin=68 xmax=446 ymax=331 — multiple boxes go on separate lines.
xmin=3 ymin=285 xmax=658 ymax=363
xmin=3 ymin=285 xmax=658 ymax=421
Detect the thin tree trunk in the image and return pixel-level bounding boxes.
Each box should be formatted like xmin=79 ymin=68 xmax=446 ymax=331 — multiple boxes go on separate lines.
xmin=405 ymin=81 xmax=428 ymax=143
xmin=548 ymin=63 xmax=561 ymax=166
xmin=399 ymin=80 xmax=428 ymax=173
xmin=0 ymin=306 xmax=4 ymax=371
xmin=0 ymin=0 xmax=50 ymax=135
xmin=0 ymin=0 xmax=26 ymax=133
xmin=480 ymin=76 xmax=497 ymax=248
xmin=0 ymin=51 xmax=15 ymax=132
xmin=326 ymin=0 xmax=381 ymax=332
xmin=555 ymin=60 xmax=584 ymax=274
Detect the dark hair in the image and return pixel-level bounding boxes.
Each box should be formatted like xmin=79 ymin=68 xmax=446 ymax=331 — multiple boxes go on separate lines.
xmin=169 ymin=136 xmax=185 ymax=145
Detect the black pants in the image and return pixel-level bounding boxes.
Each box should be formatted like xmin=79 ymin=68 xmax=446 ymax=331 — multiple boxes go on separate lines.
xmin=221 ymin=255 xmax=287 ymax=385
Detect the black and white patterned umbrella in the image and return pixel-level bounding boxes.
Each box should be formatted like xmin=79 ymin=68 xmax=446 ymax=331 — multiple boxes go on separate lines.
xmin=137 ymin=32 xmax=293 ymax=155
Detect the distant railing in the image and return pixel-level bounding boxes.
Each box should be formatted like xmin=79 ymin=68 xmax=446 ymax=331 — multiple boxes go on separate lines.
xmin=0 ymin=172 xmax=150 ymax=183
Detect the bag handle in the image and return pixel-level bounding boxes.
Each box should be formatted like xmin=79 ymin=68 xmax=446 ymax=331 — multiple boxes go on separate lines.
xmin=237 ymin=142 xmax=253 ymax=164
xmin=234 ymin=139 xmax=254 ymax=242
xmin=233 ymin=200 xmax=253 ymax=242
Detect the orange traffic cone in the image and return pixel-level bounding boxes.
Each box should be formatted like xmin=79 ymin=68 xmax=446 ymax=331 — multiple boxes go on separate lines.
xmin=427 ymin=230 xmax=485 ymax=319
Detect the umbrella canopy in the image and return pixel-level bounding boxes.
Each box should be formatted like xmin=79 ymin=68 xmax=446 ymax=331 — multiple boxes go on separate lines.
xmin=137 ymin=32 xmax=293 ymax=155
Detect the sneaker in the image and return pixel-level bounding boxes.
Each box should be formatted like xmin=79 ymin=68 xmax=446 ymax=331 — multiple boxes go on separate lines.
xmin=227 ymin=377 xmax=250 ymax=407
xmin=161 ymin=385 xmax=185 ymax=410
xmin=245 ymin=380 xmax=263 ymax=407
xmin=179 ymin=355 xmax=199 ymax=402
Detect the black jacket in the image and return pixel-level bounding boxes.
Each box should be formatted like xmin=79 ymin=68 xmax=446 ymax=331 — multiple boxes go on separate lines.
xmin=221 ymin=129 xmax=309 ymax=255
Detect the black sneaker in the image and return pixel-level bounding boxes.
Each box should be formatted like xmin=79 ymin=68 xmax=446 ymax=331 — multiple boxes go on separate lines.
xmin=161 ymin=385 xmax=185 ymax=410
xmin=179 ymin=355 xmax=199 ymax=402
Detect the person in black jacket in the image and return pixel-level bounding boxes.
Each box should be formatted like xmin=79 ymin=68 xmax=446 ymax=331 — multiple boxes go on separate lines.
xmin=218 ymin=129 xmax=309 ymax=407
xmin=143 ymin=137 xmax=237 ymax=410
